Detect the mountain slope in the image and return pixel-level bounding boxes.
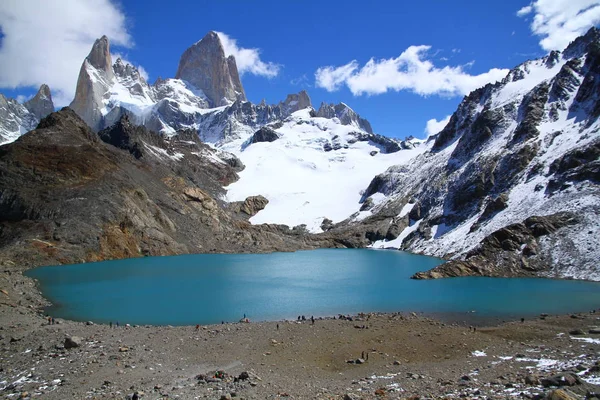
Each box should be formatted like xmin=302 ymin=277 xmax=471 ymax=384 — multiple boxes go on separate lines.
xmin=0 ymin=109 xmax=341 ymax=269
xmin=356 ymin=28 xmax=600 ymax=280
xmin=223 ymin=108 xmax=424 ymax=231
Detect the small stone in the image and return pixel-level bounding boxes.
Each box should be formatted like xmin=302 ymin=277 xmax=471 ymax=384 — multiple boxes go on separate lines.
xmin=525 ymin=374 xmax=540 ymax=385
xmin=393 ymin=360 xmax=401 ymax=365
xmin=237 ymin=371 xmax=250 ymax=381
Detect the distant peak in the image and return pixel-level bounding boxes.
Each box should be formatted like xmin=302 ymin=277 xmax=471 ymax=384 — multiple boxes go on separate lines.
xmin=24 ymin=83 xmax=54 ymax=120
xmin=37 ymin=84 xmax=51 ymax=98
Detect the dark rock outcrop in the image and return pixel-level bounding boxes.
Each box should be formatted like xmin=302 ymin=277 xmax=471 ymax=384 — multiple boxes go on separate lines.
xmin=250 ymin=127 xmax=279 ymax=143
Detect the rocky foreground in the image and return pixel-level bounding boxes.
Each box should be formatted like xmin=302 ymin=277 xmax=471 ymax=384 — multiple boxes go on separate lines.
xmin=1 ymin=268 xmax=599 ymax=399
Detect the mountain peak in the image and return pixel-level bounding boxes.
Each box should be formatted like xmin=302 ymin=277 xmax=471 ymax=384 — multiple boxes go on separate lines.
xmin=86 ymin=35 xmax=113 ymax=79
xmin=175 ymin=31 xmax=246 ymax=107
xmin=281 ymin=90 xmax=312 ymax=114
xmin=24 ymin=84 xmax=54 ymax=120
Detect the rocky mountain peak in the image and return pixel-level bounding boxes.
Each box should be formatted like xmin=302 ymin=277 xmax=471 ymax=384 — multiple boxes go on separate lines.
xmin=281 ymin=90 xmax=312 ymax=114
xmin=86 ymin=35 xmax=114 ymax=80
xmin=70 ymin=36 xmax=118 ymax=131
xmin=175 ymin=31 xmax=246 ymax=107
xmin=563 ymin=26 xmax=600 ymax=59
xmin=24 ymin=84 xmax=54 ymax=120
xmin=316 ymin=101 xmax=374 ymax=134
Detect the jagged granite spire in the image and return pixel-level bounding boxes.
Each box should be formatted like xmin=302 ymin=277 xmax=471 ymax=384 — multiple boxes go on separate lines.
xmin=175 ymin=31 xmax=246 ymax=107
xmin=86 ymin=35 xmax=114 ymax=80
xmin=70 ymin=35 xmax=115 ymax=131
xmin=24 ymin=84 xmax=54 ymax=120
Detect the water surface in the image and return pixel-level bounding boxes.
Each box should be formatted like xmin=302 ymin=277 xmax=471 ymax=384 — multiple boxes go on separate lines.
xmin=27 ymin=249 xmax=600 ymax=325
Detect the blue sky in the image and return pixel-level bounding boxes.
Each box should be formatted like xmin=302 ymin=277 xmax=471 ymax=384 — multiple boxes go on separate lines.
xmin=1 ymin=0 xmax=599 ymax=138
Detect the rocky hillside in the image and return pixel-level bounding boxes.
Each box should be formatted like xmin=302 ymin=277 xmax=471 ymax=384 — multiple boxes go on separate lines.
xmin=352 ymin=28 xmax=600 ymax=280
xmin=0 ymin=108 xmax=345 ymax=270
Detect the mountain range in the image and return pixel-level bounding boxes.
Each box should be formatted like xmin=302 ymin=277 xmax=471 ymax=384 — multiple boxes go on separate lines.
xmin=0 ymin=28 xmax=598 ymax=280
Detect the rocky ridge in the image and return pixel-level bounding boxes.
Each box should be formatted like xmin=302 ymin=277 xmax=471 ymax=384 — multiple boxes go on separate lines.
xmin=352 ymin=27 xmax=600 ymax=280
xmin=0 ymin=108 xmax=349 ymax=270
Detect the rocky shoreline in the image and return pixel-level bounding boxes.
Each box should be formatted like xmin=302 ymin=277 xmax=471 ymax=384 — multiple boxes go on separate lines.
xmin=1 ymin=265 xmax=599 ymax=400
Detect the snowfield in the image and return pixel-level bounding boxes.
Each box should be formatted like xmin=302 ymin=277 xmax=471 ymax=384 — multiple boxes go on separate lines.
xmin=222 ymin=109 xmax=426 ymax=232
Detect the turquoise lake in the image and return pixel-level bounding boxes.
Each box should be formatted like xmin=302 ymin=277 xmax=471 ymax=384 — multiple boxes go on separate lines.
xmin=26 ymin=249 xmax=600 ymax=325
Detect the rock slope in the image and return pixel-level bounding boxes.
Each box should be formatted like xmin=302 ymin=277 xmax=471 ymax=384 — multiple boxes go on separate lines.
xmin=356 ymin=28 xmax=600 ymax=280
xmin=0 ymin=108 xmax=343 ymax=270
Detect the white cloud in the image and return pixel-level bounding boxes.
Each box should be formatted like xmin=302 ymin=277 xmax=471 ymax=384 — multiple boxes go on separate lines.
xmin=215 ymin=32 xmax=280 ymax=78
xmin=425 ymin=115 xmax=451 ymax=137
xmin=517 ymin=0 xmax=600 ymax=51
xmin=16 ymin=94 xmax=29 ymax=104
xmin=290 ymin=73 xmax=310 ymax=87
xmin=112 ymin=53 xmax=149 ymax=81
xmin=0 ymin=0 xmax=132 ymax=106
xmin=517 ymin=5 xmax=533 ymax=17
xmin=314 ymin=61 xmax=358 ymax=92
xmin=315 ymin=45 xmax=508 ymax=97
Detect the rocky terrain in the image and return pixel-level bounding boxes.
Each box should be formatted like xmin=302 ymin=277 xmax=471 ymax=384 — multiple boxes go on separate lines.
xmin=0 ymin=108 xmax=355 ymax=272
xmin=358 ymin=27 xmax=600 ymax=281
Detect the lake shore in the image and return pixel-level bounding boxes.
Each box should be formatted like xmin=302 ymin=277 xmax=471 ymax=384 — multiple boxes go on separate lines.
xmin=2 ymin=268 xmax=600 ymax=399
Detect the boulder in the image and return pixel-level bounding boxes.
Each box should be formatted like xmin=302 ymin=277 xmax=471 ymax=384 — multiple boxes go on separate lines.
xmin=541 ymin=372 xmax=581 ymax=387
xmin=546 ymin=389 xmax=578 ymax=400
xmin=64 ymin=336 xmax=83 ymax=349
xmin=240 ymin=195 xmax=269 ymax=216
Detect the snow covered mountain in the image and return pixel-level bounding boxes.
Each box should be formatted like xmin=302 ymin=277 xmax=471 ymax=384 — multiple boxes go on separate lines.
xmin=354 ymin=27 xmax=600 ymax=280
xmin=222 ymin=108 xmax=424 ymax=231
xmin=1 ymin=28 xmax=598 ymax=280
xmin=55 ymin=32 xmax=424 ymax=232
xmin=0 ymin=84 xmax=54 ymax=144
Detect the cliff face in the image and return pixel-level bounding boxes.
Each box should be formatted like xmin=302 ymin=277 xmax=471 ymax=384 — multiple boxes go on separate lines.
xmin=175 ymin=31 xmax=246 ymax=107
xmin=69 ymin=36 xmax=115 ymax=131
